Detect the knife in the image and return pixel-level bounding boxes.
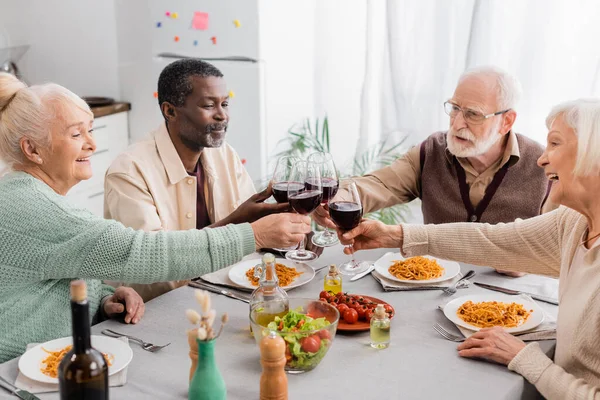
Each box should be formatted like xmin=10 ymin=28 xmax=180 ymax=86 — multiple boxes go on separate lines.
xmin=0 ymin=375 xmax=40 ymax=400
xmin=188 ymin=281 xmax=250 ymax=303
xmin=350 ymin=264 xmax=375 ymax=281
xmin=473 ymin=282 xmax=559 ymax=305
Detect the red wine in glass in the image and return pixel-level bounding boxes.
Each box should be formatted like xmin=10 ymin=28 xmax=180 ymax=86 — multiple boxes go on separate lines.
xmin=306 ymin=177 xmax=338 ymax=204
xmin=329 ymin=201 xmax=363 ymax=231
xmin=272 ymin=181 xmax=304 ymax=203
xmin=289 ymin=190 xmax=323 ymax=215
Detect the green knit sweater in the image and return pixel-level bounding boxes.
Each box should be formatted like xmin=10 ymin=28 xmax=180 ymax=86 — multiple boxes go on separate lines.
xmin=0 ymin=172 xmax=256 ymax=362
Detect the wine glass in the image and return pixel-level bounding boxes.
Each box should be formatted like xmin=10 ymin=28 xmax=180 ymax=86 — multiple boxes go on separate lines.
xmin=328 ymin=179 xmax=370 ymax=275
xmin=307 ymin=152 xmax=339 ymax=247
xmin=270 ymin=156 xmax=299 ymax=253
xmin=285 ymin=160 xmax=322 ymax=262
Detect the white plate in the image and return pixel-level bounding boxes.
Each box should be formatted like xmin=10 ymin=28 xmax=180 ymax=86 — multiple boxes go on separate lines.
xmin=373 ymin=253 xmax=460 ymax=284
xmin=228 ymin=258 xmax=315 ymax=290
xmin=443 ymin=293 xmax=545 ymax=333
xmin=18 ymin=335 xmax=133 ymax=384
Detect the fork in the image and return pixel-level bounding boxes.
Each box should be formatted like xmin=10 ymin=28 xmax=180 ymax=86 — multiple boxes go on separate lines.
xmin=101 ymin=329 xmax=171 ymax=352
xmin=433 ymin=323 xmax=465 ymax=342
xmin=442 ymin=270 xmax=476 ymax=295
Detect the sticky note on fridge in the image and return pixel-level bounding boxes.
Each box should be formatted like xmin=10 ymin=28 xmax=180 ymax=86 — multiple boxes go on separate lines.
xmin=191 ymin=12 xmax=209 ymax=30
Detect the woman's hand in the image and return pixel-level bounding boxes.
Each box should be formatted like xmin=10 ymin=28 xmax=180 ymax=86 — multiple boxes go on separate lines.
xmin=457 ymin=327 xmax=527 ymax=365
xmin=103 ymin=287 xmax=145 ymax=324
xmin=337 ymin=219 xmax=404 ymax=254
xmin=251 ymin=213 xmax=312 ymax=250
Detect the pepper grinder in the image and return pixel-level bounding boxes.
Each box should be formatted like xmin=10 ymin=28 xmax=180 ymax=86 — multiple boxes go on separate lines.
xmin=260 ymin=331 xmax=288 ymax=400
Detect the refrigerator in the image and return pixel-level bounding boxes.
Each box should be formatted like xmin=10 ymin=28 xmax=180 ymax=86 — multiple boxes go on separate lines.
xmin=115 ymin=0 xmax=267 ymax=183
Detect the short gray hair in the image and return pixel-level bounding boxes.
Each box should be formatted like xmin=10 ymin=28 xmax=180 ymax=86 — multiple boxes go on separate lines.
xmin=0 ymin=73 xmax=92 ymax=168
xmin=545 ymin=98 xmax=600 ymax=177
xmin=458 ymin=66 xmax=523 ymax=110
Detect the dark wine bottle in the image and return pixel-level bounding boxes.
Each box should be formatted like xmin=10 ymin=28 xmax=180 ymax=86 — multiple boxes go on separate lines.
xmin=59 ymin=280 xmax=109 ymax=400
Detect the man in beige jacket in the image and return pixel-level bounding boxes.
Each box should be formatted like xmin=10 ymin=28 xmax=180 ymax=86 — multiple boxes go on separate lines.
xmin=104 ymin=59 xmax=288 ymax=301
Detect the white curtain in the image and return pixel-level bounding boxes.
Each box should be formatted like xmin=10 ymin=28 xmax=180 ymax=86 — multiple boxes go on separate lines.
xmin=360 ymin=0 xmax=600 ymax=151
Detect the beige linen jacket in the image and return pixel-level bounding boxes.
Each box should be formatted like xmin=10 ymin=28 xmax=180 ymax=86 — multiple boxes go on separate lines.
xmin=103 ymin=124 xmax=256 ymax=300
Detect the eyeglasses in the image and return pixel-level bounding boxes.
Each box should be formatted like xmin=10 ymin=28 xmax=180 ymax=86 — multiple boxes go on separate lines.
xmin=444 ymin=101 xmax=510 ymax=125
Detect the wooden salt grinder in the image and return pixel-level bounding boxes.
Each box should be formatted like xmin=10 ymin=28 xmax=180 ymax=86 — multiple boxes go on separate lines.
xmin=260 ymin=331 xmax=288 ymax=400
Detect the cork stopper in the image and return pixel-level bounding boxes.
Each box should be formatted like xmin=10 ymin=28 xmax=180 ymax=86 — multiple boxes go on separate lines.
xmin=328 ymin=264 xmax=337 ymax=274
xmin=70 ymin=280 xmax=87 ymax=302
xmin=260 ymin=331 xmax=285 ymax=361
xmin=263 ymin=253 xmax=276 ymax=281
xmin=374 ymin=304 xmax=386 ymax=319
xmin=262 ymin=253 xmax=275 ymax=264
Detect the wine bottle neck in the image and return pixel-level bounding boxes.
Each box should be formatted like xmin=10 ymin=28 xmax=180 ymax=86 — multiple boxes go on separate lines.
xmin=71 ymin=300 xmax=92 ymax=353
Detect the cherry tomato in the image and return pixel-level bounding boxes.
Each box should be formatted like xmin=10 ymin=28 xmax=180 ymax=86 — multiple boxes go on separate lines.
xmin=319 ymin=290 xmax=332 ymax=300
xmin=300 ymin=335 xmax=321 ymax=353
xmin=357 ymin=306 xmax=366 ymax=320
xmin=337 ymin=304 xmax=349 ymax=315
xmin=343 ymin=308 xmax=359 ymax=324
xmin=365 ymin=309 xmax=374 ymax=321
xmin=318 ymin=329 xmax=331 ymax=340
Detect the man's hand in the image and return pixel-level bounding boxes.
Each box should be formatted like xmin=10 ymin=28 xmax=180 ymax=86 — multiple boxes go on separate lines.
xmin=312 ymin=205 xmax=337 ymax=230
xmin=103 ymin=287 xmax=145 ymax=324
xmin=213 ymin=184 xmax=289 ymax=227
xmin=338 ymin=219 xmax=404 ymax=253
xmin=251 ymin=213 xmax=312 ymax=250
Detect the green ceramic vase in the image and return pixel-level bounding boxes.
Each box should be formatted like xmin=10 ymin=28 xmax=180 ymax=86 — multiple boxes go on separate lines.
xmin=189 ymin=339 xmax=226 ymax=400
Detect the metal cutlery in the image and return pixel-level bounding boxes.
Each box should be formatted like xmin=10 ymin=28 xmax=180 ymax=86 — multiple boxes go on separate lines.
xmin=350 ymin=264 xmax=375 ymax=281
xmin=0 ymin=375 xmax=40 ymax=400
xmin=473 ymin=282 xmax=559 ymax=305
xmin=101 ymin=329 xmax=170 ymax=352
xmin=442 ymin=270 xmax=476 ymax=295
xmin=433 ymin=323 xmax=465 ymax=342
xmin=188 ymin=281 xmax=250 ymax=303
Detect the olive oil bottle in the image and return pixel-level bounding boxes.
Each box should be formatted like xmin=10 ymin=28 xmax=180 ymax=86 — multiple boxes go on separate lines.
xmin=370 ymin=304 xmax=391 ymax=349
xmin=59 ymin=280 xmax=108 ymax=399
xmin=250 ymin=253 xmax=289 ymax=329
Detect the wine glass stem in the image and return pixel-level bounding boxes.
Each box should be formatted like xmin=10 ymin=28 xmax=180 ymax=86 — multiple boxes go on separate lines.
xmin=348 ymin=244 xmax=356 ymax=265
xmin=297 ymin=235 xmax=306 ymax=256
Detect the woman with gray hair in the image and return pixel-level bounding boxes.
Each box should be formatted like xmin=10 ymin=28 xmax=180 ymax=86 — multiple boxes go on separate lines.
xmin=0 ymin=73 xmax=310 ymax=362
xmin=337 ymin=98 xmax=600 ymax=399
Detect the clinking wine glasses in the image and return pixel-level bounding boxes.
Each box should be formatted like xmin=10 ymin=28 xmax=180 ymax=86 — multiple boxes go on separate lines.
xmin=307 ymin=152 xmax=339 ymax=247
xmin=271 ymin=156 xmax=301 ymax=253
xmin=285 ymin=160 xmax=322 ymax=262
xmin=328 ymin=179 xmax=370 ymax=275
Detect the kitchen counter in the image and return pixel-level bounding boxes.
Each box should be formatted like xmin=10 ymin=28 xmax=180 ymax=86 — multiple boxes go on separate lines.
xmin=91 ymin=102 xmax=131 ymax=118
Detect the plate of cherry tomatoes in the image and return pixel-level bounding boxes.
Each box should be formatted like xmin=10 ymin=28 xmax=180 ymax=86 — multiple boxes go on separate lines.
xmin=318 ymin=291 xmax=395 ymax=332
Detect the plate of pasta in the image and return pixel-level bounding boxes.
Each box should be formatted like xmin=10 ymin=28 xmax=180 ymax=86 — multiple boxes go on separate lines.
xmin=18 ymin=335 xmax=132 ymax=384
xmin=228 ymin=258 xmax=315 ymax=291
xmin=373 ymin=253 xmax=461 ymax=284
xmin=443 ymin=293 xmax=544 ymax=333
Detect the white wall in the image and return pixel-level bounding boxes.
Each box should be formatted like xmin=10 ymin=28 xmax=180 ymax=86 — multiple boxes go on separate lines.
xmin=0 ymin=0 xmax=120 ymax=98
xmin=259 ymin=0 xmax=367 ymax=177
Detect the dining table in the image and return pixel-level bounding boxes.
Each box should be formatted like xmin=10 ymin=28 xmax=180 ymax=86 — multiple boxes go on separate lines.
xmin=0 ymin=245 xmax=559 ymax=400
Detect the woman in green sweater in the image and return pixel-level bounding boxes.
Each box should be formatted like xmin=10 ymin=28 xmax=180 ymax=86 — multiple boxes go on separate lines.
xmin=337 ymin=99 xmax=600 ymax=399
xmin=0 ymin=73 xmax=311 ymax=362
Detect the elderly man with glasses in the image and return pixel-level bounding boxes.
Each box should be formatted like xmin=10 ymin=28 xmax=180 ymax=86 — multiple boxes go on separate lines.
xmin=315 ymin=66 xmax=554 ymax=276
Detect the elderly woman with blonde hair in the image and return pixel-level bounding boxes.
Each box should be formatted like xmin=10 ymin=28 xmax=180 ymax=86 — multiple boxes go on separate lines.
xmin=338 ymin=98 xmax=600 ymax=399
xmin=0 ymin=72 xmax=310 ymax=362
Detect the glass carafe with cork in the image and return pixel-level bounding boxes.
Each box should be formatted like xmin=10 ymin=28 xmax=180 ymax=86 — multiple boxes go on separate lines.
xmin=250 ymin=253 xmax=290 ymax=329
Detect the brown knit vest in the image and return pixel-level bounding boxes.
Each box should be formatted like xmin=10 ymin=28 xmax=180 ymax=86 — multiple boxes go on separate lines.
xmin=419 ymin=131 xmax=550 ymax=224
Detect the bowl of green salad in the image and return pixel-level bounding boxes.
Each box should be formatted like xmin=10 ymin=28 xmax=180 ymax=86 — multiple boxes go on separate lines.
xmin=250 ymin=298 xmax=339 ymax=373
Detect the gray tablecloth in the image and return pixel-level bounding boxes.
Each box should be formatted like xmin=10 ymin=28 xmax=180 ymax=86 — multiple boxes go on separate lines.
xmin=0 ymin=246 xmax=558 ymax=400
